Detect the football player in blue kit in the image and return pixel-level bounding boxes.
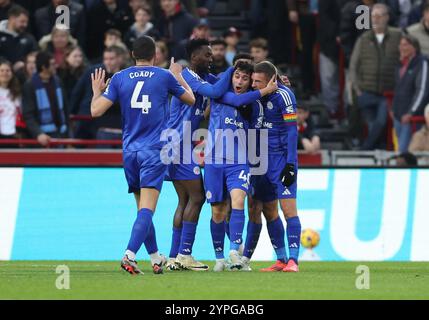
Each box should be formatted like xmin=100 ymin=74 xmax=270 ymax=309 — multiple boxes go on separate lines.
xmin=90 ymin=36 xmax=195 ymax=275
xmin=244 ymin=61 xmax=301 ymax=273
xmin=163 ymin=39 xmax=235 ymax=271
xmin=204 ymin=61 xmax=278 ymax=271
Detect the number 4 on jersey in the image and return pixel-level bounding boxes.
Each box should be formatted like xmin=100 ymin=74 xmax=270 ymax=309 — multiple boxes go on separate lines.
xmin=131 ymin=81 xmax=151 ymax=114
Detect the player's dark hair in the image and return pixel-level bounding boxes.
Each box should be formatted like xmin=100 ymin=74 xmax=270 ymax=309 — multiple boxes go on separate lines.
xmin=254 ymin=61 xmax=277 ymax=80
xmin=8 ymin=4 xmax=29 ymax=18
xmin=232 ymin=52 xmax=253 ymax=65
xmin=186 ymin=38 xmax=210 ymax=60
xmin=234 ymin=61 xmax=254 ymax=76
xmin=36 ymin=51 xmax=53 ymax=73
xmin=210 ymin=38 xmax=227 ymax=48
xmin=132 ymin=35 xmax=156 ymax=61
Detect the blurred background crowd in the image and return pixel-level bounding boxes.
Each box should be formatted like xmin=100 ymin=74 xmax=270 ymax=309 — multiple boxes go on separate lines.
xmin=0 ymin=0 xmax=428 ymax=157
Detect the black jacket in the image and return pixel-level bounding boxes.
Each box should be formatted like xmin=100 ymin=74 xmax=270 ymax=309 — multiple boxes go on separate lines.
xmin=0 ymin=20 xmax=38 ymax=64
xmin=86 ymin=1 xmax=133 ymax=60
xmin=34 ymin=2 xmax=86 ymax=48
xmin=156 ymin=9 xmax=198 ymax=58
xmin=392 ymin=55 xmax=429 ymax=120
xmin=318 ymin=0 xmax=340 ymax=61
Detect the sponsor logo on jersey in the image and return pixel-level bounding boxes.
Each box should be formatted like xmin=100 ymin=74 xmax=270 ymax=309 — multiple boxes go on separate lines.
xmin=263 ymin=121 xmax=273 ymax=129
xmin=225 ymin=117 xmax=244 ymax=129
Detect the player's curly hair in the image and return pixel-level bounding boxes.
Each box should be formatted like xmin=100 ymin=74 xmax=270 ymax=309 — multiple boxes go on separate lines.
xmin=234 ymin=61 xmax=254 ymax=75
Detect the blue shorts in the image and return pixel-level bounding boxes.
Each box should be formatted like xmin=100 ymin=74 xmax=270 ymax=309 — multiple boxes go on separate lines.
xmin=123 ymin=150 xmax=167 ymax=193
xmin=251 ymin=154 xmax=297 ymax=202
xmin=165 ymin=162 xmax=202 ymax=181
xmin=204 ymin=164 xmax=250 ymax=203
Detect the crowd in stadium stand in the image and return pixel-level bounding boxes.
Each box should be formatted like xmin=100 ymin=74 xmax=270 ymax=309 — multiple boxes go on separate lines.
xmin=0 ymin=0 xmax=429 ymax=156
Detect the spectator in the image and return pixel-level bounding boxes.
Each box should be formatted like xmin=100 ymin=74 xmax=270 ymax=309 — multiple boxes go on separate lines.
xmin=408 ymin=0 xmax=429 ymax=26
xmin=339 ymin=0 xmax=376 ymax=67
xmin=174 ymin=22 xmax=211 ymax=61
xmin=0 ymin=5 xmax=37 ymax=69
xmin=34 ymin=0 xmax=86 ymax=48
xmin=392 ymin=35 xmax=429 ymax=153
xmin=350 ymin=3 xmax=402 ymax=150
xmin=287 ymin=0 xmax=317 ymax=97
xmin=39 ymin=27 xmax=77 ymax=68
xmin=297 ymin=105 xmax=321 ymax=153
xmin=318 ymin=0 xmax=340 ymax=117
xmin=0 ymin=0 xmax=16 ymax=21
xmin=86 ymin=0 xmax=133 ymax=60
xmin=156 ymin=0 xmax=198 ymax=58
xmin=155 ymin=40 xmax=169 ymax=68
xmin=249 ymin=38 xmax=269 ymax=64
xmin=22 ymin=51 xmax=69 ymax=147
xmin=194 ymin=0 xmax=216 ymax=19
xmin=407 ymin=2 xmax=429 ymax=57
xmin=0 ymin=58 xmax=24 ymax=139
xmin=409 ymin=104 xmax=429 ymax=152
xmin=104 ymin=29 xmax=128 ymax=52
xmin=57 ymin=45 xmax=87 ymax=101
xmin=70 ymin=46 xmax=122 ymax=139
xmin=16 ymin=51 xmax=38 ymax=85
xmin=210 ymin=38 xmax=228 ymax=75
xmin=224 ymin=26 xmax=241 ymax=66
xmin=124 ymin=6 xmax=160 ymax=49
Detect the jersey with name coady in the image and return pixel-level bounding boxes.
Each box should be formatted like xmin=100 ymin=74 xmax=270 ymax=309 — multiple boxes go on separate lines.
xmin=102 ymin=66 xmax=185 ymax=152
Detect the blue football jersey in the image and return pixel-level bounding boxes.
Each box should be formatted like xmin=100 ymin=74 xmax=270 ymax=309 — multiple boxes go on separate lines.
xmin=261 ymin=84 xmax=298 ymax=163
xmin=102 ymin=66 xmax=185 ymax=152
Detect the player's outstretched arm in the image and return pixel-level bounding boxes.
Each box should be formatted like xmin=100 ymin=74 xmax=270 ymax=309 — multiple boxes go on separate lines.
xmin=90 ymin=67 xmax=113 ymax=117
xmin=196 ymin=66 xmax=234 ymax=99
xmin=169 ymin=58 xmax=196 ymax=106
xmin=218 ymin=75 xmax=278 ymax=107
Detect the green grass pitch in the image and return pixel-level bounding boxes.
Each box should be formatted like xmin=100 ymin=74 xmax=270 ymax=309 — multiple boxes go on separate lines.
xmin=1 ymin=261 xmax=428 ymax=300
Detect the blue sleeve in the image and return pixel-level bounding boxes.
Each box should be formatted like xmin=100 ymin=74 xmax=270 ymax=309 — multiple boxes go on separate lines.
xmin=276 ymin=90 xmax=298 ymax=164
xmin=206 ymin=73 xmax=219 ymax=84
xmin=102 ymin=72 xmax=120 ymax=103
xmin=217 ymin=90 xmax=262 ymax=108
xmin=184 ymin=67 xmax=234 ymax=98
xmin=167 ymin=71 xmax=186 ymax=99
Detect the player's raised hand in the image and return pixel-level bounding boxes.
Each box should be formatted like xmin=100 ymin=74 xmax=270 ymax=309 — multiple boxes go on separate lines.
xmin=169 ymin=57 xmax=182 ymax=76
xmin=91 ymin=67 xmax=107 ymax=96
xmin=266 ymin=75 xmax=278 ymax=93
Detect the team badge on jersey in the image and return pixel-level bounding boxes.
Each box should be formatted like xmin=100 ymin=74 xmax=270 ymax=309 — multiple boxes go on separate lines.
xmin=193 ymin=166 xmax=201 ymax=175
xmin=267 ymin=101 xmax=274 ymax=110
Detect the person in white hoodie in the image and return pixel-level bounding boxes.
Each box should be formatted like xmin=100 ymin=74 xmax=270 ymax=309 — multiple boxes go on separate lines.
xmin=0 ymin=58 xmax=24 ymax=140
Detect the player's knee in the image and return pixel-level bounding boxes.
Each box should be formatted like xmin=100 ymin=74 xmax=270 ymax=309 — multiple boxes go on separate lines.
xmin=280 ymin=199 xmax=297 ymax=218
xmin=189 ymin=192 xmax=205 ymax=208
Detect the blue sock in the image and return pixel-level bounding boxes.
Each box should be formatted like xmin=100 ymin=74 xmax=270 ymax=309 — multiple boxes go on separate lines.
xmin=169 ymin=227 xmax=182 ymax=258
xmin=287 ymin=216 xmax=301 ymax=264
xmin=229 ymin=209 xmax=245 ymax=251
xmin=126 ymin=208 xmax=153 ymax=254
xmin=143 ymin=221 xmax=158 ymax=255
xmin=210 ymin=219 xmax=225 ymax=259
xmin=179 ymin=221 xmax=197 ymax=255
xmin=243 ymin=221 xmax=262 ymax=259
xmin=267 ymin=217 xmax=287 ymax=262
xmin=224 ymin=220 xmax=230 ymax=240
